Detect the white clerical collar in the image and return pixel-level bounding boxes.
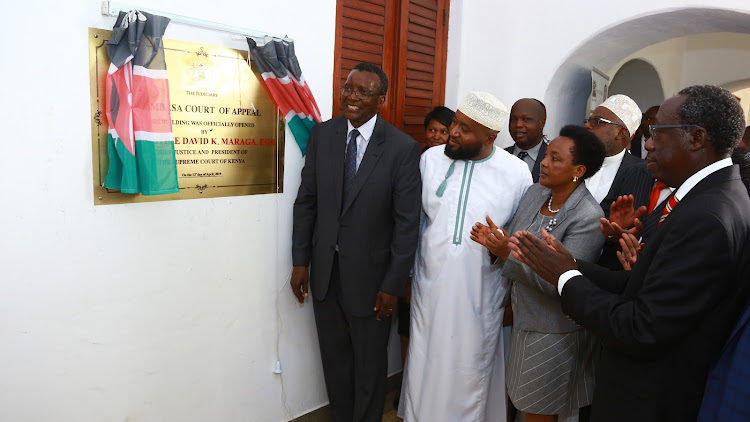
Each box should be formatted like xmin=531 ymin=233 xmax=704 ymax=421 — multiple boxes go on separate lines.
xmin=603 ymin=148 xmax=627 ymax=167
xmin=347 ymin=114 xmax=378 ymax=141
xmin=675 ymin=157 xmax=733 ymax=201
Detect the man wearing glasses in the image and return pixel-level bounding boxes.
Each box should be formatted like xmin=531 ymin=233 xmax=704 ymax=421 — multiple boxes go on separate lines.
xmin=508 ymin=85 xmax=750 ymax=422
xmin=583 ymin=94 xmax=654 ymax=269
xmin=291 ymin=62 xmax=421 ymax=422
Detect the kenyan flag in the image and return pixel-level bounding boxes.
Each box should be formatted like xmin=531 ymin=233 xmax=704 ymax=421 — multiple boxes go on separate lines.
xmin=248 ymin=37 xmax=321 ymax=156
xmin=104 ymin=10 xmax=179 ymax=195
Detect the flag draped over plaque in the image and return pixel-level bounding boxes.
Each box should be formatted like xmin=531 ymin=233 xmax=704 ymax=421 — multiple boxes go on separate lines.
xmin=104 ymin=10 xmax=179 ymax=195
xmin=247 ymin=37 xmax=322 ymax=156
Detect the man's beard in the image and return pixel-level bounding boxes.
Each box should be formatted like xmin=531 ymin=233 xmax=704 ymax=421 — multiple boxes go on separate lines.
xmin=444 ymin=141 xmax=483 ymax=160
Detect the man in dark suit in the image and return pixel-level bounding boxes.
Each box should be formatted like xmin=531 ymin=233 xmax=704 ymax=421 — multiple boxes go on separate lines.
xmin=629 ymin=105 xmax=659 ymax=159
xmin=290 ymin=62 xmax=421 ymax=422
xmin=583 ymin=95 xmax=653 ymax=270
xmin=508 ymin=84 xmax=750 ymax=422
xmin=505 ymin=98 xmax=548 ymax=182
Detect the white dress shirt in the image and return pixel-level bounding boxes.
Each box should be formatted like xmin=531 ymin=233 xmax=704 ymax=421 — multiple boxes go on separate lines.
xmin=347 ymin=114 xmax=377 ymax=172
xmin=584 ymin=148 xmax=627 ymax=203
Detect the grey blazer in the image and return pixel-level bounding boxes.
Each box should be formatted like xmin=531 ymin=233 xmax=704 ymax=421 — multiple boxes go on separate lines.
xmin=502 ymin=182 xmax=605 ymax=333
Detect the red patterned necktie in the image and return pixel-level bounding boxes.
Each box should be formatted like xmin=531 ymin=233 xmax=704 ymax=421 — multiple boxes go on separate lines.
xmin=658 ymin=194 xmax=679 ymax=227
xmin=648 ymin=181 xmax=668 ymax=214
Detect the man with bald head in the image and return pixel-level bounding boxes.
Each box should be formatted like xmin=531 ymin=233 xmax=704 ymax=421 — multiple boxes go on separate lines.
xmin=506 ymin=98 xmax=548 ymax=182
xmin=399 ymin=92 xmax=532 ymax=422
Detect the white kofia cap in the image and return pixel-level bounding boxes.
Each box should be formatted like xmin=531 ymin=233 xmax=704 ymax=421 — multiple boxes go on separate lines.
xmin=599 ymin=94 xmax=642 ymax=138
xmin=457 ymin=91 xmax=509 ymax=131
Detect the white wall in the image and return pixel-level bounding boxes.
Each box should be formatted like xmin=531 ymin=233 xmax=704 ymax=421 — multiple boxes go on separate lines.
xmin=0 ymin=1 xmax=336 ymax=421
xmin=607 ymin=32 xmax=750 ymax=108
xmin=8 ymin=1 xmax=750 ymax=421
xmin=445 ymin=2 xmax=750 ymax=147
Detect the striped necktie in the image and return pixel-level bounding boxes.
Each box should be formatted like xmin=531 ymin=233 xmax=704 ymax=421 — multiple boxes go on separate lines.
xmin=343 ymin=129 xmax=359 ymax=205
xmin=658 ymin=194 xmax=679 ymax=227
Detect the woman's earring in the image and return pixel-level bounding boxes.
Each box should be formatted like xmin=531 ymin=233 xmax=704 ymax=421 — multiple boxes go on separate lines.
xmin=573 ymin=176 xmax=578 ymax=182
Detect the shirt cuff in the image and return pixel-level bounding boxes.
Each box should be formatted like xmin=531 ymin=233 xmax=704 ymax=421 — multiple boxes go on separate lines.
xmin=558 ymin=270 xmax=582 ymax=295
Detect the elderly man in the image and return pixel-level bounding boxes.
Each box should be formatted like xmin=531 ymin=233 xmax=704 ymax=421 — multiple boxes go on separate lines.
xmin=509 ymin=85 xmax=750 ymax=422
xmin=506 ymin=98 xmax=548 ymax=182
xmin=584 ymin=94 xmax=653 ymax=269
xmin=291 ymin=62 xmax=421 ymax=422
xmin=399 ymin=92 xmax=532 ymax=422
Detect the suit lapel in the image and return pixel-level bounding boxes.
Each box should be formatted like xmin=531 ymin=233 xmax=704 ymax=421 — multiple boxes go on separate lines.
xmin=331 ymin=117 xmax=347 ymax=213
xmin=341 ymin=117 xmax=386 ymax=215
xmin=532 ymin=142 xmax=547 ymax=182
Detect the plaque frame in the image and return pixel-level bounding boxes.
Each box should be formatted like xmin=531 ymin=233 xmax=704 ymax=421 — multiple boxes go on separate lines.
xmin=88 ymin=27 xmax=285 ymax=205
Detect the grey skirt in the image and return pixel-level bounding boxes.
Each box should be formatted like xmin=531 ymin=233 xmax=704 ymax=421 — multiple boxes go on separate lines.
xmin=506 ymin=328 xmax=599 ymax=415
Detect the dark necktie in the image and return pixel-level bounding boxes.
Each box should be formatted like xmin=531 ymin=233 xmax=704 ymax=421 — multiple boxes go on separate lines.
xmin=517 ymin=151 xmax=529 ymax=160
xmin=343 ymin=129 xmax=359 ymax=204
xmin=658 ymin=194 xmax=679 ymax=227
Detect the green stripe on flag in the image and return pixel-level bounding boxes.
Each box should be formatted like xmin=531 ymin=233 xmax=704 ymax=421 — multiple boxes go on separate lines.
xmin=288 ymin=115 xmax=316 ymax=156
xmin=134 ymin=140 xmax=180 ymax=195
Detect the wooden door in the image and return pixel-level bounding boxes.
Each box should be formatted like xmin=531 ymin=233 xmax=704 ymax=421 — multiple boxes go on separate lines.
xmin=333 ymin=0 xmax=449 ymax=148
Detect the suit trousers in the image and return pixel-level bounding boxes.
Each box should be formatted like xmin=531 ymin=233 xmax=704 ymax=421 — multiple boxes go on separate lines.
xmin=313 ymin=254 xmax=392 ymax=422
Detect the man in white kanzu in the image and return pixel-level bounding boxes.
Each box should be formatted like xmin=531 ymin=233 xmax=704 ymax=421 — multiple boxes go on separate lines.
xmin=399 ymin=92 xmax=532 ymax=421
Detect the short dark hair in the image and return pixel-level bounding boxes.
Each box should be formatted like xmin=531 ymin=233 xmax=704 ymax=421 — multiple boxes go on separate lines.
xmin=423 ymin=106 xmax=455 ymax=129
xmin=559 ymin=125 xmax=606 ymax=179
xmin=353 ymin=62 xmax=389 ymax=95
xmin=677 ymin=85 xmax=745 ymax=155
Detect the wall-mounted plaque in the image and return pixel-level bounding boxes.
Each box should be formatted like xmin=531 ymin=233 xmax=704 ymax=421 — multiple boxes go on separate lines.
xmin=88 ymin=27 xmax=284 ymax=205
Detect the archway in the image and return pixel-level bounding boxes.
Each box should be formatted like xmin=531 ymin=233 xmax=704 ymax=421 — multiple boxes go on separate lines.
xmin=543 ymin=7 xmax=750 ymax=135
xmin=608 ymin=59 xmax=664 ymax=112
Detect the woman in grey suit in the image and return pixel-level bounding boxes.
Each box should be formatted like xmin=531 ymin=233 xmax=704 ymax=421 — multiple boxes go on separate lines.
xmin=471 ymin=125 xmax=606 ymax=422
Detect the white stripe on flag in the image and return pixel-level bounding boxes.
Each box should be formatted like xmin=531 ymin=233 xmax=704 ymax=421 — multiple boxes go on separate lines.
xmin=134 ymin=131 xmax=175 ymax=142
xmin=133 ymin=66 xmax=169 ymax=79
xmin=262 ymin=71 xmax=292 ymax=84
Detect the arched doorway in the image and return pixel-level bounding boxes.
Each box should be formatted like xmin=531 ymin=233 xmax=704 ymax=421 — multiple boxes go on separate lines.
xmin=543 ymin=7 xmax=750 ymax=135
xmin=608 ymin=59 xmax=664 ymax=112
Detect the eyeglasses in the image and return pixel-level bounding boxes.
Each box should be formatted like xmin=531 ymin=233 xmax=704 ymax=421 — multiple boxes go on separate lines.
xmin=648 ymin=124 xmax=704 ymax=140
xmin=341 ymin=86 xmax=380 ymax=100
xmin=584 ymin=116 xmax=625 ymax=128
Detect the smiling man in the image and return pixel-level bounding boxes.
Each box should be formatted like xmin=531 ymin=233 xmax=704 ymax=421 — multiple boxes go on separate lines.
xmin=399 ymin=92 xmax=532 ymax=422
xmin=506 ymin=98 xmax=548 ymax=182
xmin=508 ymin=85 xmax=750 ymax=422
xmin=291 ymin=62 xmax=421 ymax=422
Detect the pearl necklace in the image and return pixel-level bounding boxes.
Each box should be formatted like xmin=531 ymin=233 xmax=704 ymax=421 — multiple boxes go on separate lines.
xmin=548 ymin=195 xmax=561 ymax=213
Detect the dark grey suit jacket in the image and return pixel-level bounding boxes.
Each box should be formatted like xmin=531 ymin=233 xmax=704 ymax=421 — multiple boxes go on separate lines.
xmin=292 ymin=115 xmax=422 ymax=316
xmin=505 ymin=141 xmax=547 ymax=183
xmin=562 ymin=165 xmax=750 ymax=422
xmin=598 ymin=151 xmax=654 ymax=269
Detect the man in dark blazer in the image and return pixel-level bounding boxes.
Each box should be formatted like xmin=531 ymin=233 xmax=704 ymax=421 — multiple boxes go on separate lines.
xmin=583 ymin=95 xmax=653 ymax=270
xmin=291 ymin=62 xmax=421 ymax=422
xmin=505 ymin=98 xmax=548 ymax=182
xmin=508 ymin=85 xmax=750 ymax=422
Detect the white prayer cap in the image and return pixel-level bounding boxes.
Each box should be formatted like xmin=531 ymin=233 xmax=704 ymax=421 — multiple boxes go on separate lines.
xmin=599 ymin=94 xmax=642 ymax=138
xmin=457 ymin=91 xmax=508 ymax=131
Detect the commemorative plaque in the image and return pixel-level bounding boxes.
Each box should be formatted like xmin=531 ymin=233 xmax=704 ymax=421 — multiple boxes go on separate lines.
xmin=88 ymin=27 xmax=285 ymax=204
